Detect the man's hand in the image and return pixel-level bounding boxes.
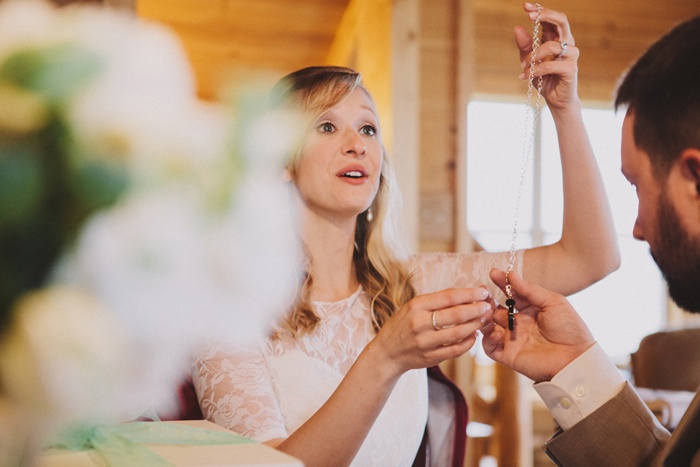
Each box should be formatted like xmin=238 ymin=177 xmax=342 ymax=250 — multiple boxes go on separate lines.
xmin=481 ymin=269 xmax=595 ymax=383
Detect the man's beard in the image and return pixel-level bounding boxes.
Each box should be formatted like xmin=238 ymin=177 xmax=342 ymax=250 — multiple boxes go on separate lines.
xmin=652 ymin=192 xmax=700 ymax=313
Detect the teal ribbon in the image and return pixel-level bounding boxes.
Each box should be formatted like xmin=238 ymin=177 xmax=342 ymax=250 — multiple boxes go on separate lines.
xmin=47 ymin=421 xmax=255 ymax=466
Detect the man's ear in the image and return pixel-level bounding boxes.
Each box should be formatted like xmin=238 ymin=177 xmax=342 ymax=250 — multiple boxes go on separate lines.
xmin=678 ymin=148 xmax=700 ymax=196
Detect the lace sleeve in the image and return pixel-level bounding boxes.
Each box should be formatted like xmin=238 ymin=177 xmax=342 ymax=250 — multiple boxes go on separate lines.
xmin=192 ymin=344 xmax=287 ymax=442
xmin=409 ymin=250 xmax=524 ymax=303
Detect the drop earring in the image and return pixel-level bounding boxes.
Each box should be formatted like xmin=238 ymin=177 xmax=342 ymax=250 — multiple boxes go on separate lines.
xmin=366 ymin=208 xmax=373 ymax=222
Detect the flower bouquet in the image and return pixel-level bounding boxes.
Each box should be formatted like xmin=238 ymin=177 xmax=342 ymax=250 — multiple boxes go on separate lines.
xmin=0 ymin=1 xmax=300 ymax=464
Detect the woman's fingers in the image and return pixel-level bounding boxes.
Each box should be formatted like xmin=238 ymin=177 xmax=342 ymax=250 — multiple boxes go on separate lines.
xmin=514 ymin=25 xmax=534 ymax=59
xmin=414 ymin=287 xmax=489 ymax=315
xmin=519 ymin=4 xmax=578 ymax=66
xmin=536 ymin=40 xmax=579 ymax=62
xmin=529 ymin=5 xmax=575 ymax=46
xmin=387 ymin=287 xmax=494 ymax=359
xmin=426 ymin=334 xmax=479 ymax=362
xmin=425 ymin=303 xmax=490 ymax=349
xmin=429 ymin=298 xmax=491 ymax=330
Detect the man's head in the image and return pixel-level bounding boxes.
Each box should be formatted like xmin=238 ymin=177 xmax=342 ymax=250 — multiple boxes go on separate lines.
xmin=616 ymin=16 xmax=700 ymax=312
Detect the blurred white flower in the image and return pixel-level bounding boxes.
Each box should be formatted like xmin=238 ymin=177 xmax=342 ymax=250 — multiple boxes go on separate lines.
xmin=58 ymin=145 xmax=300 ymax=415
xmin=0 ymin=287 xmax=134 ymax=426
xmin=0 ymin=0 xmax=65 ymax=56
xmin=64 ymin=6 xmax=219 ymax=180
xmin=0 ymin=0 xmax=301 ymax=455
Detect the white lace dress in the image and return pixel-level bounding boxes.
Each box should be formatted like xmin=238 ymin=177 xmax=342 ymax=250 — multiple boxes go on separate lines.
xmin=192 ymin=250 xmax=520 ymax=466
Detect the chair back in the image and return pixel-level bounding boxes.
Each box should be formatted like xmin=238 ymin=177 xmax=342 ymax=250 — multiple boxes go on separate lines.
xmin=630 ymin=327 xmax=700 ymax=391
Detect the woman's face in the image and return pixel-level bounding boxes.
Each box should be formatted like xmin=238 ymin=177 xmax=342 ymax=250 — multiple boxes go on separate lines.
xmin=293 ymin=87 xmax=383 ymax=222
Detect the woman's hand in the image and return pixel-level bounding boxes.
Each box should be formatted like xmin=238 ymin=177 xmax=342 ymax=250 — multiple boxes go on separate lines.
xmin=481 ymin=268 xmax=595 ymax=383
xmin=515 ymin=3 xmax=579 ymax=113
xmin=370 ymin=287 xmax=494 ymax=377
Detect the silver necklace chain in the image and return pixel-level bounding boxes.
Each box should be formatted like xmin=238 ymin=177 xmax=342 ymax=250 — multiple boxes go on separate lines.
xmin=506 ymin=4 xmax=543 ymax=302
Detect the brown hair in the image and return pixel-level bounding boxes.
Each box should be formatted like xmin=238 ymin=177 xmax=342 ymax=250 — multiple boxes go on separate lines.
xmin=614 ymin=16 xmax=700 ymax=180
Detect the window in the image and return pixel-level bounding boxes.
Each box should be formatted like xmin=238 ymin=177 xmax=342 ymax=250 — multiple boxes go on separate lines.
xmin=466 ymin=100 xmax=665 ymax=363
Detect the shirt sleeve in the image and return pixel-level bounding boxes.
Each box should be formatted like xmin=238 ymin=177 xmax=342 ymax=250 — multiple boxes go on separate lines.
xmin=534 ymin=343 xmax=626 ymax=430
xmin=192 ymin=343 xmax=287 ymax=441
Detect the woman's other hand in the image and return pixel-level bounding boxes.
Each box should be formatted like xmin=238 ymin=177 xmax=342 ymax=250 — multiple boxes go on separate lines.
xmin=515 ymin=3 xmax=579 ymax=113
xmin=369 ymin=287 xmax=494 ymax=378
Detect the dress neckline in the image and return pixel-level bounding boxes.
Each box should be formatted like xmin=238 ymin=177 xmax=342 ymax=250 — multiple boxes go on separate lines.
xmin=311 ymin=284 xmax=363 ymax=306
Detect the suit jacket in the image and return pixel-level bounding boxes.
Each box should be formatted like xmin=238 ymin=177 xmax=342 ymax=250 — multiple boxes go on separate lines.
xmin=543 ymin=382 xmax=700 ymax=466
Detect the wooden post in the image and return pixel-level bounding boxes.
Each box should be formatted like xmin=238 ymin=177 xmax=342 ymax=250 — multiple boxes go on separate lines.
xmin=494 ymin=363 xmax=533 ymax=467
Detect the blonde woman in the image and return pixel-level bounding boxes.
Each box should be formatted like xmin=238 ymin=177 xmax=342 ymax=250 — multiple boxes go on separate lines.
xmin=193 ymin=5 xmax=619 ymax=466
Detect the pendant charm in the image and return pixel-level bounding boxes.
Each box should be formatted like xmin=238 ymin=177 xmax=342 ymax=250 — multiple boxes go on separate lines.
xmin=506 ymin=297 xmax=516 ymax=331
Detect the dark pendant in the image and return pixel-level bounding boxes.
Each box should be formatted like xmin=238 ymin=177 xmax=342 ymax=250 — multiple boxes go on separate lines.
xmin=506 ymin=298 xmax=516 ymax=331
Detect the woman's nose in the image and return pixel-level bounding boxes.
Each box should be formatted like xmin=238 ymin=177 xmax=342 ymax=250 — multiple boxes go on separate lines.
xmin=343 ymin=131 xmax=365 ymax=157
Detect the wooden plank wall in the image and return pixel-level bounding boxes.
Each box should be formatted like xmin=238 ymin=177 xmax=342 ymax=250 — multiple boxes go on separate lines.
xmin=474 ymin=0 xmax=700 ymax=102
xmin=137 ymin=0 xmax=349 ymax=101
xmin=416 ymin=0 xmax=461 ymax=253
xmin=326 ymin=0 xmax=394 ymax=152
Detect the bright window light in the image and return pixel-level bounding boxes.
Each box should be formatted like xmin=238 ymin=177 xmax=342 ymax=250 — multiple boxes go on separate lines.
xmin=466 ymin=100 xmax=665 ymax=363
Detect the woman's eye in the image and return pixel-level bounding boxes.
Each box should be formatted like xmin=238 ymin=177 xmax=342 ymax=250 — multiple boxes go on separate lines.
xmin=319 ymin=122 xmax=334 ymax=133
xmin=361 ymin=125 xmax=377 ymax=136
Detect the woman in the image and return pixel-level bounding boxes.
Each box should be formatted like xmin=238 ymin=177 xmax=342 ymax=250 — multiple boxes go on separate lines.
xmin=193 ymin=4 xmax=619 ymax=466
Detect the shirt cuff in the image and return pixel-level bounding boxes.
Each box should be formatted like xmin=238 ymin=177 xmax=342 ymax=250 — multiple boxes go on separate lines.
xmin=533 ymin=343 xmax=625 ymax=430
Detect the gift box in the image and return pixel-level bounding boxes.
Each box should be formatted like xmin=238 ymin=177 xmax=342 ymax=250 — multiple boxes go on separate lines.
xmin=36 ymin=420 xmax=303 ymax=467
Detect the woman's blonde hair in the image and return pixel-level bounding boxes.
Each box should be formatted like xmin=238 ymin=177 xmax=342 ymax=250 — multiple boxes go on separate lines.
xmin=272 ymin=66 xmax=415 ymax=337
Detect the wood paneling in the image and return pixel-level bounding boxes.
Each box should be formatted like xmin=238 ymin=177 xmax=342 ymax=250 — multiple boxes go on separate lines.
xmin=137 ymin=0 xmax=349 ymax=100
xmin=417 ymin=0 xmax=459 ymax=251
xmin=473 ymin=0 xmax=700 ymax=103
xmin=133 ymin=0 xmax=700 ymax=106
xmin=325 ymin=0 xmax=394 ymax=149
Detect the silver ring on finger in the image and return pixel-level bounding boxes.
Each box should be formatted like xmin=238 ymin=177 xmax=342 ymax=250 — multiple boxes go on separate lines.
xmin=556 ymin=41 xmax=568 ymax=59
xmin=431 ymin=311 xmax=441 ymax=331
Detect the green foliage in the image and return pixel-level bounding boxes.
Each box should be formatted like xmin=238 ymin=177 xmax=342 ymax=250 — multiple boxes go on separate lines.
xmin=0 ymin=43 xmax=127 ymax=333
xmin=0 ymin=42 xmax=103 ymax=101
